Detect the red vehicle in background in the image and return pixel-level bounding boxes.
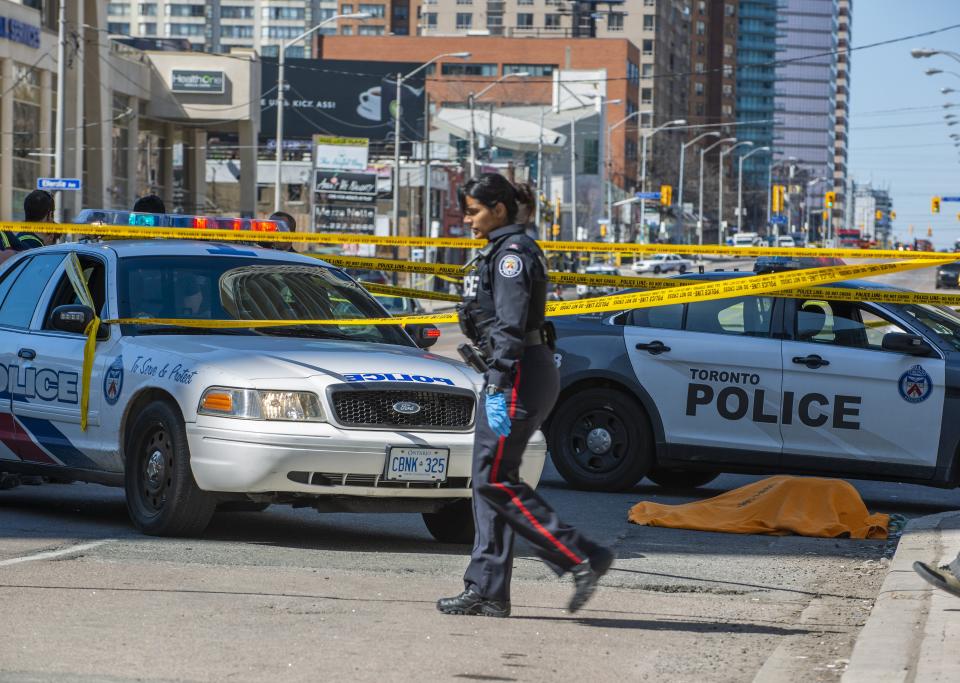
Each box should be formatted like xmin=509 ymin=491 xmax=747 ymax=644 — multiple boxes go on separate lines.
xmin=913 ymin=239 xmax=935 ymax=252
xmin=837 ymin=228 xmax=861 ymax=248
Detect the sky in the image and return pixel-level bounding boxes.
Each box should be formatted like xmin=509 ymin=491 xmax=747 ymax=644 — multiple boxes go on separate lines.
xmin=847 ymin=0 xmax=960 ymax=248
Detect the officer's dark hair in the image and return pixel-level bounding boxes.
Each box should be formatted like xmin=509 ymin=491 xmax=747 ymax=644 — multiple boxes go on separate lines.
xmin=133 ymin=194 xmax=166 ymax=214
xmin=459 ymin=173 xmax=518 ymax=224
xmin=23 ymin=190 xmax=54 ymax=222
xmin=269 ymin=210 xmax=296 ymax=231
xmin=513 ymin=182 xmax=535 ymax=213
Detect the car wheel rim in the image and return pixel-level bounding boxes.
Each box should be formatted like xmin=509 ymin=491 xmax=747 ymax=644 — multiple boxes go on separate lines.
xmin=140 ymin=426 xmax=173 ymax=514
xmin=568 ymin=408 xmax=629 ymax=474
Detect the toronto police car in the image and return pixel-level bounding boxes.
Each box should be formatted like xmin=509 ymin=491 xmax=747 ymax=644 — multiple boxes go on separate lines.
xmin=547 ymin=272 xmax=960 ymax=492
xmin=0 ymin=212 xmax=546 ymax=541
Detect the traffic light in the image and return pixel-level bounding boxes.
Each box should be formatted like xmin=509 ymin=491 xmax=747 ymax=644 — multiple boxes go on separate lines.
xmin=928 ymin=226 xmax=934 ymax=237
xmin=772 ymin=185 xmax=785 ymax=213
xmin=890 ymin=210 xmax=897 ymax=221
xmin=932 ymin=196 xmax=941 ymax=214
xmin=660 ymin=185 xmax=673 ymax=206
xmin=599 ymin=223 xmax=607 ymax=238
xmin=875 ymin=210 xmax=883 ymax=221
xmin=825 ymin=191 xmax=836 ymax=209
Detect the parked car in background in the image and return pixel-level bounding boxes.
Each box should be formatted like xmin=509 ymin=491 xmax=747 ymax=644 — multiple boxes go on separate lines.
xmin=776 ymin=235 xmax=796 ymax=248
xmin=732 ymin=232 xmax=761 ymax=248
xmin=577 ymin=263 xmax=621 ymax=298
xmin=935 ymin=262 xmax=960 ymax=289
xmin=632 ymin=253 xmax=694 ymax=275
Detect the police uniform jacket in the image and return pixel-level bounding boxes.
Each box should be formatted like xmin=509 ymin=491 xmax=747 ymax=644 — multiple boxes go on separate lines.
xmin=462 ymin=224 xmax=548 ymax=391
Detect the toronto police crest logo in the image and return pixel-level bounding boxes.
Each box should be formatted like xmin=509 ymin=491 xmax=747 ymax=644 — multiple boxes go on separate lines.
xmin=103 ymin=355 xmax=124 ymax=406
xmin=498 ymin=254 xmax=523 ymax=278
xmin=898 ymin=364 xmax=932 ymax=404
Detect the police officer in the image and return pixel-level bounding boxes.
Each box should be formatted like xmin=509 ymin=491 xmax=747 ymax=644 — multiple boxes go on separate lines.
xmin=438 ymin=173 xmax=613 ymax=618
xmin=1 ymin=190 xmax=54 ymax=264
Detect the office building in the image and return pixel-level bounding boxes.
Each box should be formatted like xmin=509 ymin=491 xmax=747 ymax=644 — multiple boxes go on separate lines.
xmin=735 ymin=0 xmax=777 ymax=228
xmin=852 ymin=182 xmax=892 ymax=247
xmin=832 ymin=0 xmax=851 ymax=231
xmin=773 ymin=0 xmax=839 ymax=235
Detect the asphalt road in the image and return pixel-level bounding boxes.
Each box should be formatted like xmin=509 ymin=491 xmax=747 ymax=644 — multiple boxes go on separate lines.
xmin=1 ymin=257 xmax=956 ymax=682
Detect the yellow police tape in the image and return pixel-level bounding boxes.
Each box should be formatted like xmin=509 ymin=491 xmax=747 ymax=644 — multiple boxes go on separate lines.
xmin=5 ymin=220 xmax=958 ymax=261
xmin=67 ymin=256 xmax=950 ymax=430
xmin=361 ymin=281 xmax=461 ymax=303
xmin=315 ymin=253 xmax=467 ymax=277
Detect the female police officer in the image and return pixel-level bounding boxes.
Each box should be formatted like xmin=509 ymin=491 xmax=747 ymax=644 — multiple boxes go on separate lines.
xmin=438 ymin=173 xmax=613 ymax=618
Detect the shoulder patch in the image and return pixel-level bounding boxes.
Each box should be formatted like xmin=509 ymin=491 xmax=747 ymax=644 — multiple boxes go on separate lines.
xmin=505 ymin=242 xmax=522 ymax=251
xmin=498 ymin=253 xmax=523 ymax=278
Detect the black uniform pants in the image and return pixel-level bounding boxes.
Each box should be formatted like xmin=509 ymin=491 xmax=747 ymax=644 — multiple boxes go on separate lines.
xmin=463 ymin=344 xmax=603 ymax=602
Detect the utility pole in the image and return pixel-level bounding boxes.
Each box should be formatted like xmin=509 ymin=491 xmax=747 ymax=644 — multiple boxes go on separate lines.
xmin=53 ymin=0 xmax=65 ymax=223
xmin=422 ymin=92 xmax=431 ymax=240
xmin=535 ymin=106 xmax=544 ymax=236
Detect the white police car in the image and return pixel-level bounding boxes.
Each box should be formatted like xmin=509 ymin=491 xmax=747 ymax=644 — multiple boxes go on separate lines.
xmin=0 ymin=215 xmax=546 ymax=540
xmin=547 ymin=272 xmax=960 ymax=492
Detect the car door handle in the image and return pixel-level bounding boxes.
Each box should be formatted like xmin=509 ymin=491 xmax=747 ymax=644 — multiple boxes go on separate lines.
xmin=792 ymin=354 xmax=829 ymax=369
xmin=17 ymin=348 xmax=36 ymax=360
xmin=636 ymin=340 xmax=671 ymax=355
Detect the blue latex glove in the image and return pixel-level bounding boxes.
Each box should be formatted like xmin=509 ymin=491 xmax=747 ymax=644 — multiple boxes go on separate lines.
xmin=485 ymin=391 xmax=511 ymax=438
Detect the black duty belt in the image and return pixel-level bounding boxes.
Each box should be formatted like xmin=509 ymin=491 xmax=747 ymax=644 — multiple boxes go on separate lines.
xmin=523 ymin=329 xmax=547 ymax=346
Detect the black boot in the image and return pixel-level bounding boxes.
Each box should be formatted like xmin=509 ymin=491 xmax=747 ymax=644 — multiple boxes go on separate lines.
xmin=437 ymin=589 xmax=511 ymax=618
xmin=568 ymin=548 xmax=614 ymax=614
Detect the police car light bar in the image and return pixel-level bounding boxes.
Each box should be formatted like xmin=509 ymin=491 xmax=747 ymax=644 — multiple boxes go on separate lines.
xmin=74 ymin=210 xmax=281 ymax=234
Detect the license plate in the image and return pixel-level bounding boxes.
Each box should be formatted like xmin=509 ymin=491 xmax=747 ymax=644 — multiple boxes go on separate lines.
xmin=385 ymin=447 xmax=449 ymax=482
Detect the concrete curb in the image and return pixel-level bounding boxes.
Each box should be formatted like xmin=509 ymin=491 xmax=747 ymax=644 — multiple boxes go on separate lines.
xmin=842 ymin=510 xmax=960 ymax=683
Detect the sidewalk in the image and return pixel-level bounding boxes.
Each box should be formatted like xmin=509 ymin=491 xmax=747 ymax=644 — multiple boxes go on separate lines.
xmin=843 ymin=510 xmax=960 ymax=682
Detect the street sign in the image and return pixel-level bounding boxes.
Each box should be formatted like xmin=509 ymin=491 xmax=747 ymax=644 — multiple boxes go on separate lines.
xmin=635 ymin=192 xmax=661 ymax=200
xmin=37 ymin=178 xmax=81 ymax=191
xmin=941 ymin=196 xmax=960 ymax=202
xmin=770 ymin=215 xmax=787 ymax=225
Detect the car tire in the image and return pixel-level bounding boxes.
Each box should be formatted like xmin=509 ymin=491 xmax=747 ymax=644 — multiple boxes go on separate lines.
xmin=548 ymin=388 xmax=653 ymax=491
xmin=124 ymin=400 xmax=216 ymax=537
xmin=422 ymin=499 xmax=475 ymax=544
xmin=678 ymin=265 xmax=687 ymax=274
xmin=217 ymin=501 xmax=271 ymax=513
xmin=653 ymin=266 xmax=661 ymax=274
xmin=646 ymin=467 xmax=719 ymax=490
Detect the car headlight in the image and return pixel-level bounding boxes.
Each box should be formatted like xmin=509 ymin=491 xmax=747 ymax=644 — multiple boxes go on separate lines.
xmin=198 ymin=387 xmax=325 ymax=422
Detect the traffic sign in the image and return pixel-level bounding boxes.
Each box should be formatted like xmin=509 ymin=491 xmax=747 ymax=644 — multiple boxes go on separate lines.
xmin=941 ymin=196 xmax=960 ymax=202
xmin=37 ymin=177 xmax=81 ymax=191
xmin=635 ymin=191 xmax=661 ymax=200
xmin=770 ymin=215 xmax=787 ymax=225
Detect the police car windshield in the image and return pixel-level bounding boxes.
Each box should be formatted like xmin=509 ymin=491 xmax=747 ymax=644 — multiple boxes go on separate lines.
xmin=901 ymin=304 xmax=960 ymax=352
xmin=117 ymin=256 xmax=409 ymax=346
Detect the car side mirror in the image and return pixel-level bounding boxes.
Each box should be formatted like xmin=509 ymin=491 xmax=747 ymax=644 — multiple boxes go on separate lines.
xmin=881 ymin=332 xmax=934 ymax=356
xmin=50 ymin=304 xmax=94 ymax=335
xmin=405 ymin=323 xmax=441 ymax=349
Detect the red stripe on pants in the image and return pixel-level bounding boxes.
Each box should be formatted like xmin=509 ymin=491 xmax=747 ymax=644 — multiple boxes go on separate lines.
xmin=493 ymin=481 xmax=583 ymax=565
xmin=489 ymin=363 xmax=522 ymax=483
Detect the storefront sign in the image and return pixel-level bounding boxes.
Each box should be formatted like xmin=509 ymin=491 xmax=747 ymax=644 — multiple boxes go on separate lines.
xmin=0 ymin=16 xmax=40 ymax=49
xmin=314 ymin=204 xmax=376 ymax=233
xmin=171 ymin=70 xmax=225 ymax=94
xmin=315 ymin=171 xmax=377 ymax=203
xmin=314 ymin=136 xmax=369 ymax=172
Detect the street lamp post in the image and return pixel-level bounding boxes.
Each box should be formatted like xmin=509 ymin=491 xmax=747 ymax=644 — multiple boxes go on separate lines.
xmin=718 ymin=141 xmax=752 ymax=244
xmin=679 ymin=131 xmax=720 ymax=241
xmin=912 ymin=48 xmax=960 ymax=65
xmin=767 ymin=156 xmax=797 ymax=233
xmin=274 ymin=12 xmax=371 ymax=213
xmin=391 ymin=52 xmax=471 ymax=239
xmin=737 ymin=146 xmax=770 ymax=232
xmin=638 ymin=118 xmax=686 ymax=242
xmin=697 ymin=136 xmax=735 ymax=245
xmin=467 ymin=71 xmax=529 ymax=179
xmin=605 ymin=110 xmax=641 ymax=238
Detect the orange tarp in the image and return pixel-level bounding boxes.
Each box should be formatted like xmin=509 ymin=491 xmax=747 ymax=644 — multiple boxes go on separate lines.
xmin=628 ymin=475 xmax=889 ymax=539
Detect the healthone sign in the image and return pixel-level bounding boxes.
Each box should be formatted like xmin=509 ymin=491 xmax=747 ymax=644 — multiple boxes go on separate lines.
xmin=171 ymin=70 xmax=226 ymax=94
xmin=0 ymin=15 xmax=40 ymax=48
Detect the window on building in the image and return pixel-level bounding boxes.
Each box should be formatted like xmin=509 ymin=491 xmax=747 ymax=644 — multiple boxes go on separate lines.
xmin=724 ymin=43 xmax=734 ymax=58
xmin=456 ymin=0 xmax=472 ymax=4
xmin=10 ymin=63 xmax=41 ymax=218
xmin=545 ymin=13 xmax=561 ymax=28
xmin=694 ymin=82 xmax=704 ymax=96
xmin=642 ymin=39 xmax=653 ymax=55
xmin=626 ymin=139 xmax=637 ymax=160
xmin=262 ymin=26 xmax=310 ymax=39
xmin=608 ymin=12 xmax=624 ymax=31
xmin=221 ymin=25 xmax=253 ymax=38
xmin=166 ymin=4 xmax=204 ymax=17
xmin=107 ymin=3 xmax=130 ymax=16
xmin=340 ymin=25 xmax=353 ymax=35
xmin=139 ymin=3 xmax=156 ymax=16
xmin=424 ymin=12 xmax=437 ymax=28
xmin=262 ymin=6 xmax=306 ymax=20
xmin=643 ymin=14 xmax=654 ymax=30
xmin=518 ymin=0 xmax=533 ymax=4
xmin=441 ymin=62 xmax=497 ymax=76
xmin=695 ymin=20 xmax=705 ymax=35
xmin=642 ymin=63 xmax=653 ymax=77
xmin=504 ymin=63 xmax=555 ymax=76
xmin=516 ymin=13 xmax=533 ymax=28
xmin=725 ymin=3 xmax=736 ymax=16
xmin=695 ymin=103 xmax=704 ymax=116
xmin=643 ymin=0 xmax=654 ymax=5
xmin=696 ymin=41 xmax=704 ymax=56
xmin=723 ymin=64 xmax=733 ymax=78
xmin=167 ymin=23 xmax=204 ymax=36
xmin=221 ymin=6 xmax=254 ymax=19
xmin=358 ymin=4 xmax=386 ymax=17
xmin=640 ymin=112 xmax=652 ymax=127
xmin=641 ymin=87 xmax=652 ymax=104
xmin=393 ymin=4 xmax=408 ymax=18
xmin=455 ymin=12 xmax=472 ymax=29
xmin=722 ymin=83 xmax=733 ymax=97
xmin=695 ymin=62 xmax=704 ymax=73
xmin=698 ymin=1 xmax=706 ymax=13
xmin=722 ymin=104 xmax=733 ymax=116
xmin=107 ymin=22 xmax=131 ymax=34
xmin=627 ymin=60 xmax=639 ymax=83
xmin=358 ymin=25 xmax=384 ymax=35
xmin=138 ymin=22 xmax=156 ymax=35
xmin=582 ymin=138 xmax=599 ymax=174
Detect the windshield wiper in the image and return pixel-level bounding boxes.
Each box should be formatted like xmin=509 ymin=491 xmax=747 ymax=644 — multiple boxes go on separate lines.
xmin=133 ymin=325 xmax=252 ymax=336
xmin=256 ymin=325 xmax=358 ymax=341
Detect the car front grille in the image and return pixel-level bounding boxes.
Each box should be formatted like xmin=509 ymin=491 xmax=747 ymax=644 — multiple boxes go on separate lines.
xmin=328 ymin=386 xmax=475 ymax=430
xmin=287 ymin=471 xmax=471 ymax=489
